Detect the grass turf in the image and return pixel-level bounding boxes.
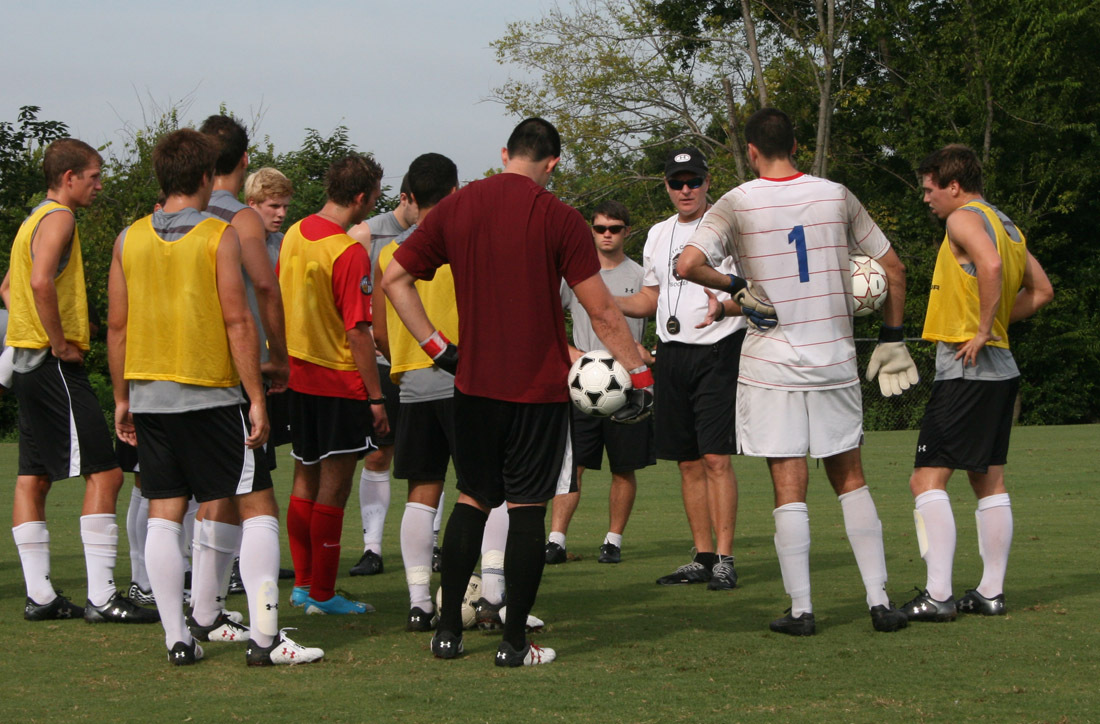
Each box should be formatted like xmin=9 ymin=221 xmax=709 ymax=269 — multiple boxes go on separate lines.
xmin=0 ymin=425 xmax=1096 ymax=723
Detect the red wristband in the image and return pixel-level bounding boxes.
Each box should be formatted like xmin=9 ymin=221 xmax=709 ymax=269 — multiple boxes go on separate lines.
xmin=629 ymin=368 xmax=654 ymax=389
xmin=419 ymin=330 xmax=451 ymax=359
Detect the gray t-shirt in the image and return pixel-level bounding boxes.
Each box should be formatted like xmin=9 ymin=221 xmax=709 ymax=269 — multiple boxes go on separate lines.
xmin=122 ymin=207 xmax=245 ymax=413
xmin=933 ymin=201 xmax=1020 ymax=382
xmin=368 ymin=211 xmax=409 ymax=371
xmin=560 ymin=257 xmax=647 ymax=351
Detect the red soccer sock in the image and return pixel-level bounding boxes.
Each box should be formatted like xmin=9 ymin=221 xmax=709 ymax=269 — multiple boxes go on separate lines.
xmin=287 ymin=495 xmax=315 ymax=588
xmin=309 ymin=503 xmax=344 ymax=602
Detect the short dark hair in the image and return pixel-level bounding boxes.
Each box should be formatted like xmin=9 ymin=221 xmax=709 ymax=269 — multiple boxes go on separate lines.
xmin=406 ymin=153 xmax=458 ymax=210
xmin=153 ymin=129 xmax=219 ymax=197
xmin=199 ymin=114 xmax=249 ymax=176
xmin=592 ymin=200 xmax=630 ymax=227
xmin=325 ymin=154 xmax=384 ymax=207
xmin=744 ymin=108 xmax=796 ymax=160
xmin=43 ymin=139 xmax=102 ymax=189
xmin=399 ymin=174 xmax=411 ymax=198
xmin=506 ymin=117 xmax=561 ymax=162
xmin=918 ymin=144 xmax=983 ymax=194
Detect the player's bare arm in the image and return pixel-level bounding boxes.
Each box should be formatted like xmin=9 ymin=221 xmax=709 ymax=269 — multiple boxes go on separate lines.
xmin=234 ymin=205 xmax=289 ymax=392
xmin=347 ymin=221 xmax=371 ymax=249
xmin=348 ymin=321 xmax=389 ymax=438
xmin=947 ymin=209 xmax=1003 ymax=365
xmin=106 ymin=232 xmax=135 ymax=446
xmin=215 ymin=226 xmax=268 ymax=448
xmin=1009 ymin=251 xmax=1054 ymax=323
xmin=573 ymin=273 xmax=646 ymax=372
xmin=615 ymin=284 xmax=659 ymax=319
xmin=1 ymin=269 xmax=10 ymax=308
xmin=370 ymin=260 xmax=391 ymax=361
xmin=675 ymin=247 xmax=744 ymax=325
xmin=876 ymin=247 xmax=907 ymax=329
xmin=28 ymin=210 xmax=83 ymax=363
xmin=381 ymin=258 xmax=435 ymax=341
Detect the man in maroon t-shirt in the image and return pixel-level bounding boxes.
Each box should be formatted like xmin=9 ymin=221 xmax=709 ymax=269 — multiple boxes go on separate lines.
xmin=383 ymin=117 xmax=653 ymax=667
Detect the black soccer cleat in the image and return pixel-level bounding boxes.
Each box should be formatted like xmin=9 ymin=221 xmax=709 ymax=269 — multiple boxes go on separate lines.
xmin=956 ymin=589 xmax=1006 ymax=616
xmin=474 ymin=597 xmax=503 ymax=630
xmin=769 ymin=609 xmax=816 ymax=636
xmin=84 ymin=591 xmax=160 ymax=624
xmin=545 ymin=542 xmax=567 ymax=565
xmin=432 ymin=546 xmax=443 ymax=573
xmin=349 ymin=550 xmax=384 ymax=576
xmin=430 ymin=630 xmax=464 ymax=659
xmin=168 ymin=639 xmax=204 ymax=666
xmin=598 ymin=543 xmax=622 ymax=564
xmin=245 ymin=630 xmax=323 ymax=666
xmin=494 ymin=639 xmax=556 ymax=667
xmin=707 ymin=556 xmax=738 ymax=591
xmin=656 ymin=560 xmax=713 ymax=585
xmin=127 ymin=582 xmax=156 ymax=606
xmin=24 ymin=592 xmax=81 ymax=621
xmin=407 ymin=606 xmax=438 ymax=632
xmin=187 ymin=612 xmax=249 ymax=643
xmin=870 ymin=603 xmax=909 ymax=632
xmin=228 ymin=559 xmax=245 ymax=595
xmin=278 ymin=567 xmax=295 ymax=581
xmin=898 ymin=588 xmax=957 ymax=622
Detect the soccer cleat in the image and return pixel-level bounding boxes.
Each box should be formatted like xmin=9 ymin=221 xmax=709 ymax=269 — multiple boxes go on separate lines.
xmin=228 ymin=560 xmax=245 ymax=595
xmin=290 ymin=586 xmax=310 ymax=608
xmin=168 ymin=639 xmax=204 ymax=666
xmin=545 ymin=542 xmax=567 ymax=565
xmin=430 ymin=630 xmax=464 ymax=659
xmin=223 ymin=609 xmax=245 ymax=624
xmin=246 ymin=629 xmax=324 ymax=666
xmin=278 ymin=567 xmax=295 ymax=581
xmin=407 ymin=606 xmax=438 ymax=632
xmin=707 ymin=555 xmax=738 ymax=591
xmin=128 ymin=582 xmax=156 ymax=606
xmin=188 ymin=612 xmax=250 ymax=643
xmin=495 ymin=640 xmax=556 ymax=667
xmin=432 ymin=546 xmax=443 ymax=573
xmin=769 ymin=609 xmax=816 ymax=636
xmin=899 ymin=588 xmax=957 ymax=622
xmin=349 ymin=550 xmax=384 ymax=576
xmin=957 ymin=589 xmax=1006 ymax=616
xmin=304 ymin=593 xmax=374 ymax=615
xmin=24 ymin=592 xmax=81 ymax=621
xmin=473 ymin=598 xmax=544 ymax=633
xmin=84 ymin=591 xmax=160 ymax=624
xmin=598 ymin=543 xmax=622 ymax=564
xmin=870 ymin=604 xmax=909 ymax=632
xmin=656 ymin=560 xmax=713 ymax=585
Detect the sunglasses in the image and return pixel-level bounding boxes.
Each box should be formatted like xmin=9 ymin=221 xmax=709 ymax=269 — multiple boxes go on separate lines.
xmin=667 ymin=176 xmax=705 ymax=191
xmin=592 ymin=224 xmax=626 ymax=234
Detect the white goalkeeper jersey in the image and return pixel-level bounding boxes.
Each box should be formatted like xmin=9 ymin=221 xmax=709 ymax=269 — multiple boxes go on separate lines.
xmin=686 ymin=173 xmax=891 ymax=390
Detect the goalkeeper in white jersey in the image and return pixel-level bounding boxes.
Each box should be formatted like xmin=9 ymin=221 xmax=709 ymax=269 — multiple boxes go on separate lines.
xmin=677 ymin=107 xmax=916 ymax=635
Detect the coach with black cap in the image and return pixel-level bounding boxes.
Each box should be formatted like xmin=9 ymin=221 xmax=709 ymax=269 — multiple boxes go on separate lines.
xmin=617 ymin=146 xmax=747 ymax=591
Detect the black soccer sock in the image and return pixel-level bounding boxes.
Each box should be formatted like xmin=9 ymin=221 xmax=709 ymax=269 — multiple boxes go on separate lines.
xmin=503 ymin=505 xmax=547 ymax=650
xmin=438 ymin=503 xmax=488 ymax=635
xmin=694 ymin=551 xmax=718 ymax=568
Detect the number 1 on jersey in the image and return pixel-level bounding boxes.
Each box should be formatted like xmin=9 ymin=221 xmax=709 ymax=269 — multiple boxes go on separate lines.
xmin=788 ymin=225 xmax=809 ymax=283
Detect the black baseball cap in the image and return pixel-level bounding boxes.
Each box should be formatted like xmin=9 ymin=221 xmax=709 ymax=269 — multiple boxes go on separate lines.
xmin=664 ymin=147 xmax=708 ymax=178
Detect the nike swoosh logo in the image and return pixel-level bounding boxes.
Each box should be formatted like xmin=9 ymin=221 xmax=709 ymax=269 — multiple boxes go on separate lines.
xmin=322 ymin=543 xmax=340 ymax=548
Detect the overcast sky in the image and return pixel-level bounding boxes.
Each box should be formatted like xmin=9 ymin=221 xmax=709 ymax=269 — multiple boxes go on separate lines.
xmin=0 ymin=0 xmax=549 ymax=187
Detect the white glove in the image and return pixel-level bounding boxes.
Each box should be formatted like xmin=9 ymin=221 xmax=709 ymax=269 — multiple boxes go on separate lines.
xmin=729 ymin=277 xmax=777 ymax=332
xmin=866 ymin=342 xmax=919 ymax=397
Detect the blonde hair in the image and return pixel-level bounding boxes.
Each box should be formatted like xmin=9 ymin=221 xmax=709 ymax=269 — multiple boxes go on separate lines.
xmin=244 ymin=167 xmax=293 ymax=203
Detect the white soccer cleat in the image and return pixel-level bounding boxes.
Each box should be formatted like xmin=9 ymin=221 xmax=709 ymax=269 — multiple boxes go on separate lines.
xmin=495 ymin=640 xmax=556 ymax=667
xmin=246 ymin=629 xmax=324 ymax=666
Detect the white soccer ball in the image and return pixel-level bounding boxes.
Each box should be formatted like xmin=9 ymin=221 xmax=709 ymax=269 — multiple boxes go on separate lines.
xmin=850 ymin=254 xmax=888 ymax=317
xmin=435 ymin=573 xmax=481 ymax=630
xmin=567 ymin=350 xmax=631 ymax=417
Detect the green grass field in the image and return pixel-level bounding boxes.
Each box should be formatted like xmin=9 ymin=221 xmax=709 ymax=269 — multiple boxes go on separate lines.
xmin=0 ymin=425 xmax=1096 ymax=723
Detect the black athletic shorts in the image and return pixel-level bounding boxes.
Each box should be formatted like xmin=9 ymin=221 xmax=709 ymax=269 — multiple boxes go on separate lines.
xmin=289 ymin=389 xmax=376 ymax=465
xmin=452 ymin=390 xmax=574 ymax=508
xmin=13 ymin=357 xmax=119 ymax=481
xmin=373 ymin=366 xmax=400 ymax=448
xmin=116 ymin=439 xmax=139 ymax=474
xmin=267 ymin=389 xmax=292 ymax=449
xmin=914 ymin=377 xmax=1020 ymax=473
xmin=133 ymin=405 xmax=273 ymax=503
xmin=572 ymin=406 xmax=656 ymax=474
xmin=243 ymin=386 xmax=280 ymax=472
xmin=654 ymin=329 xmax=744 ymax=461
xmin=394 ymin=397 xmax=455 ymax=481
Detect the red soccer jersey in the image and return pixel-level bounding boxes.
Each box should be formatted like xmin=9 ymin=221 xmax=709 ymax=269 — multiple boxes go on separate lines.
xmin=393 ymin=173 xmax=600 ymax=403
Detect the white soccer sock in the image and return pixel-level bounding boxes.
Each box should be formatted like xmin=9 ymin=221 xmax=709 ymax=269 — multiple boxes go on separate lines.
xmin=604 ymin=532 xmax=623 ymax=548
xmin=146 ymin=518 xmax=188 ymax=650
xmin=190 ymin=520 xmax=240 ymax=627
xmin=433 ymin=490 xmax=445 ymax=545
xmin=481 ymin=504 xmax=509 ymax=604
xmin=81 ymin=514 xmax=118 ymax=607
xmin=914 ymin=489 xmax=955 ymax=601
xmin=976 ymin=493 xmax=1012 ymax=599
xmin=181 ymin=498 xmax=199 ymax=571
xmin=240 ymin=515 xmax=280 ymax=648
xmin=773 ymin=503 xmax=812 ymax=616
xmin=837 ymin=487 xmax=890 ymax=608
xmin=359 ymin=468 xmax=390 ymax=554
xmin=548 ymin=530 xmax=566 ymax=549
xmin=400 ymin=503 xmax=436 ymax=609
xmin=13 ymin=521 xmax=54 ymax=604
xmin=126 ymin=487 xmax=150 ymax=590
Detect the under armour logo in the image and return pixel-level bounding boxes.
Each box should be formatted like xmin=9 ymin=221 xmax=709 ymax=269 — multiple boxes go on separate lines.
xmin=917 ymin=445 xmax=927 ymax=452
xmin=440 ymin=640 xmax=453 ymax=649
xmin=496 ymin=651 xmax=507 ymax=660
xmin=265 ymin=603 xmax=278 ymax=611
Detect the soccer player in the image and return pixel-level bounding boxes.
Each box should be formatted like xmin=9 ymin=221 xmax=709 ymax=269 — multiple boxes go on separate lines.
xmin=677 ymin=107 xmax=913 ymax=634
xmin=280 ymin=154 xmax=390 ymax=615
xmin=383 ymin=117 xmax=653 ymax=667
xmin=547 ymin=201 xmax=656 ymax=565
xmin=346 ymin=177 xmax=417 ymax=577
xmin=616 ymin=147 xmax=749 ymax=590
xmin=6 ymin=139 xmax=157 ymax=624
xmin=108 ymin=128 xmax=322 ymax=665
xmin=897 ymin=144 xmax=1053 ymax=621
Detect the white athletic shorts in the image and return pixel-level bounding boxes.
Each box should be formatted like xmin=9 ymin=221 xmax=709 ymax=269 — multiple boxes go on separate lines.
xmin=736 ymin=382 xmax=863 ymax=458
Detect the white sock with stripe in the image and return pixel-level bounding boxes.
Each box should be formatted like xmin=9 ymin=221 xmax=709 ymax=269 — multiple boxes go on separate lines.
xmin=81 ymin=514 xmax=118 ymax=607
xmin=146 ymin=518 xmax=189 ymax=649
xmin=13 ymin=521 xmax=54 ymax=604
xmin=774 ymin=503 xmax=812 ymax=616
xmin=400 ymin=503 xmax=436 ymax=609
xmin=359 ymin=468 xmax=390 ymax=555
